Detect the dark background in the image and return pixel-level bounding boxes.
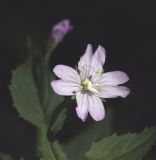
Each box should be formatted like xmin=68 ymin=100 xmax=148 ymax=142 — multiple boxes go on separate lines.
xmin=0 ymin=0 xmax=156 ymax=159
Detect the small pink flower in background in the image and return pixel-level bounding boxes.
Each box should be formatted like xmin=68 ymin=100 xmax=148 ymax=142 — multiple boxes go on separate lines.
xmin=51 ymin=44 xmax=130 ymax=121
xmin=51 ymin=19 xmax=73 ymax=42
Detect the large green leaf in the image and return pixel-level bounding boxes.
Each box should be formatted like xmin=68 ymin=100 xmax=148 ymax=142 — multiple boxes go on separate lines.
xmin=85 ymin=126 xmax=156 ymax=160
xmin=9 ymin=60 xmax=44 ymax=127
xmin=9 ymin=59 xmax=63 ymax=127
xmin=64 ymin=107 xmax=114 ymax=160
xmin=0 ymin=153 xmax=13 ymax=160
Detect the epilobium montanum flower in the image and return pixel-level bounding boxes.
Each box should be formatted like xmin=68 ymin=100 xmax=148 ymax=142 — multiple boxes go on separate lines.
xmin=51 ymin=44 xmax=130 ymax=121
xmin=51 ymin=19 xmax=73 ymax=42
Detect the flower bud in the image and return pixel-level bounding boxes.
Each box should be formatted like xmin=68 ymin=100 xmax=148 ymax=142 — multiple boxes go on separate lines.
xmin=51 ymin=19 xmax=73 ymax=42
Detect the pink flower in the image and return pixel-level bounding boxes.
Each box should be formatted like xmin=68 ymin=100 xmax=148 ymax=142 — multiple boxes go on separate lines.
xmin=51 ymin=44 xmax=130 ymax=121
xmin=51 ymin=19 xmax=73 ymax=42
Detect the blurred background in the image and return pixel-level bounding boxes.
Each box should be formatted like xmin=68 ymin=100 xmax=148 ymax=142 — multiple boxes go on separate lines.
xmin=0 ymin=0 xmax=156 ymax=159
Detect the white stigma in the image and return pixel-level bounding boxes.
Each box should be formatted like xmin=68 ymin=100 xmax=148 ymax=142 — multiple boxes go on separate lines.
xmin=82 ymin=79 xmax=98 ymax=93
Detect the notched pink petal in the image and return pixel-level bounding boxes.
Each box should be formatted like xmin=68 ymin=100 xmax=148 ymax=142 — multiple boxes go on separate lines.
xmin=89 ymin=95 xmax=105 ymax=121
xmin=97 ymin=86 xmax=130 ymax=98
xmin=53 ymin=65 xmax=80 ymax=83
xmin=91 ymin=45 xmax=106 ymax=67
xmin=90 ymin=45 xmax=106 ymax=76
xmin=78 ymin=44 xmax=93 ymax=69
xmin=94 ymin=45 xmax=106 ymax=65
xmin=97 ymin=71 xmax=129 ymax=86
xmin=76 ymin=93 xmax=89 ymax=121
xmin=76 ymin=107 xmax=88 ymax=122
xmin=51 ymin=80 xmax=80 ymax=96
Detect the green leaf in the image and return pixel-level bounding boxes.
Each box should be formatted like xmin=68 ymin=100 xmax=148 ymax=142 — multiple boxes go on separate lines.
xmin=0 ymin=153 xmax=13 ymax=160
xmin=64 ymin=107 xmax=114 ymax=160
xmin=9 ymin=60 xmax=44 ymax=127
xmin=50 ymin=108 xmax=67 ymax=134
xmin=9 ymin=58 xmax=63 ymax=127
xmin=85 ymin=126 xmax=156 ymax=160
xmin=51 ymin=141 xmax=68 ymax=160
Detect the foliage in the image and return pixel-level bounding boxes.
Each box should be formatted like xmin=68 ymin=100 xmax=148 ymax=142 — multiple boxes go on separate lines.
xmin=3 ymin=27 xmax=156 ymax=160
xmin=86 ymin=126 xmax=156 ymax=160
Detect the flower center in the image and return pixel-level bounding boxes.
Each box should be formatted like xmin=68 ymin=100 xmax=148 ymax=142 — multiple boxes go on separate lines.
xmin=82 ymin=79 xmax=98 ymax=93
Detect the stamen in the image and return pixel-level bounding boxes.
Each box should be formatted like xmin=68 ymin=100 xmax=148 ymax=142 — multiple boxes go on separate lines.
xmin=79 ymin=64 xmax=103 ymax=81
